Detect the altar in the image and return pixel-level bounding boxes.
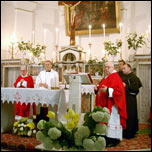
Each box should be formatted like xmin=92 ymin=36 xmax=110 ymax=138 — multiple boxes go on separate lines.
xmin=1 ymin=88 xmax=67 ymax=133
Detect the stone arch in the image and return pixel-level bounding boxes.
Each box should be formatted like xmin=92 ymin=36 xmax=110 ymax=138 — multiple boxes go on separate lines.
xmin=62 ymin=53 xmax=76 ymax=61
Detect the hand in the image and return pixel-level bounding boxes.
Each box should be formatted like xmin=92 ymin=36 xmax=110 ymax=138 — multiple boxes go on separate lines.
xmin=33 ymin=115 xmax=36 ymax=119
xmin=20 ymin=79 xmax=24 ymax=83
xmin=39 ymin=83 xmax=43 ymax=87
xmin=94 ymin=84 xmax=99 ymax=91
xmin=43 ymin=83 xmax=48 ymax=88
xmin=123 ymin=82 xmax=126 ymax=87
xmin=99 ymin=85 xmax=107 ymax=93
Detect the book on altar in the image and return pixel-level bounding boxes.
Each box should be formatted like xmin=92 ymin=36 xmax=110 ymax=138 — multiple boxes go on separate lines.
xmin=63 ymin=73 xmax=93 ymax=84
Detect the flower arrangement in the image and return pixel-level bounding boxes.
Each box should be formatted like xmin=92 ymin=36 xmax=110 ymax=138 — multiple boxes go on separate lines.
xmin=36 ymin=106 xmax=110 ymax=151
xmin=13 ymin=117 xmax=37 ymax=137
xmin=17 ymin=40 xmax=46 ymax=58
xmin=104 ymin=39 xmax=122 ymax=56
xmin=126 ymin=31 xmax=146 ymax=50
xmin=30 ymin=43 xmax=46 ymax=58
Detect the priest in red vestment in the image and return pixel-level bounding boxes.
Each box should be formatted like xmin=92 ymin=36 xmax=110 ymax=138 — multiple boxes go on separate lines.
xmin=95 ymin=61 xmax=127 ymax=147
xmin=14 ymin=65 xmax=36 ymax=119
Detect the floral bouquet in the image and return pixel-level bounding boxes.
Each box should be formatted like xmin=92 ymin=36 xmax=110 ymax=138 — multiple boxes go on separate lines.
xmin=36 ymin=106 xmax=110 ymax=151
xmin=29 ymin=43 xmax=46 ymax=58
xmin=104 ymin=39 xmax=122 ymax=56
xmin=17 ymin=40 xmax=46 ymax=58
xmin=126 ymin=31 xmax=146 ymax=51
xmin=13 ymin=117 xmax=37 ymax=137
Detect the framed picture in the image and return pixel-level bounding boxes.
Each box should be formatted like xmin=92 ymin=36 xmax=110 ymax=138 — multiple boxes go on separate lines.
xmin=65 ymin=1 xmax=120 ymax=36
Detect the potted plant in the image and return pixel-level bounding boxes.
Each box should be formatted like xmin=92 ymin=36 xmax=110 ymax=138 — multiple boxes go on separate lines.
xmin=104 ymin=39 xmax=122 ymax=57
xmin=17 ymin=40 xmax=46 ymax=64
xmin=126 ymin=31 xmax=146 ymax=54
xmin=36 ymin=106 xmax=111 ymax=151
xmin=13 ymin=117 xmax=37 ymax=137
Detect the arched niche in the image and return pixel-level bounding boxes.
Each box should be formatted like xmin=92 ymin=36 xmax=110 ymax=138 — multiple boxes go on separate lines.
xmin=62 ymin=53 xmax=76 ymax=62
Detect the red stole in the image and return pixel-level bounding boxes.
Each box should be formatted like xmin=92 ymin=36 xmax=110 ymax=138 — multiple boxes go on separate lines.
xmin=95 ymin=72 xmax=127 ymax=130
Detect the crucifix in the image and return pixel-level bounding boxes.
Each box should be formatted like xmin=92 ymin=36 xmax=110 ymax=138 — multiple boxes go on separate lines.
xmin=62 ymin=1 xmax=81 ymax=45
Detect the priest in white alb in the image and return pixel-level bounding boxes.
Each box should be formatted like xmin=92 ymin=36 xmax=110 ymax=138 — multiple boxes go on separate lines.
xmin=35 ymin=60 xmax=59 ymax=121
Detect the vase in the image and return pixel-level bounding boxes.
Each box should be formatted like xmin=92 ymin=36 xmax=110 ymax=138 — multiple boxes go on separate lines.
xmin=133 ymin=49 xmax=137 ymax=55
xmin=34 ymin=57 xmax=39 ymax=65
xmin=111 ymin=54 xmax=116 ymax=61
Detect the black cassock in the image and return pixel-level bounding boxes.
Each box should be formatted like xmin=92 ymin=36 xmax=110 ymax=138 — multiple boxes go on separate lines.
xmin=122 ymin=72 xmax=142 ymax=139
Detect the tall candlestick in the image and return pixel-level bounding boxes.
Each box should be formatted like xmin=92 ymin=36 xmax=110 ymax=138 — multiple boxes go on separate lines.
xmin=56 ymin=28 xmax=59 ymax=45
xmin=43 ymin=29 xmax=47 ymax=44
xmin=119 ymin=23 xmax=123 ymax=59
xmin=89 ymin=25 xmax=92 ymax=43
xmin=102 ymin=24 xmax=105 ymax=41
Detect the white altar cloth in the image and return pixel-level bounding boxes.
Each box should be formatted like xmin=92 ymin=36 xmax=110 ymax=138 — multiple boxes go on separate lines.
xmin=1 ymin=87 xmax=67 ymax=120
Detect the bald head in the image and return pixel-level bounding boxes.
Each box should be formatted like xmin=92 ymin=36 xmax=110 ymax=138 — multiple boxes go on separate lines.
xmin=20 ymin=65 xmax=27 ymax=71
xmin=20 ymin=65 xmax=27 ymax=76
xmin=104 ymin=61 xmax=114 ymax=75
xmin=105 ymin=61 xmax=114 ymax=67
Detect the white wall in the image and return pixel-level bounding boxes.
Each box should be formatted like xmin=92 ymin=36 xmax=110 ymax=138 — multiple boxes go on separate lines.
xmin=1 ymin=1 xmax=151 ymax=61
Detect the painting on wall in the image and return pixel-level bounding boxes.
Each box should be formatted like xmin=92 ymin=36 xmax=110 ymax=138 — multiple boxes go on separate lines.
xmin=65 ymin=1 xmax=121 ymax=36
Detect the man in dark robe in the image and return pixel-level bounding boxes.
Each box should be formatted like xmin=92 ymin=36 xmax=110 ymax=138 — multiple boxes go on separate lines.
xmin=122 ymin=63 xmax=142 ymax=139
xmin=117 ymin=59 xmax=126 ymax=81
xmin=14 ymin=65 xmax=36 ymax=120
xmin=95 ymin=61 xmax=127 ymax=147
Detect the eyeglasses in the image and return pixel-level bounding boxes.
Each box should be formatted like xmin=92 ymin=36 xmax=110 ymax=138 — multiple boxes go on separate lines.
xmin=104 ymin=66 xmax=112 ymax=69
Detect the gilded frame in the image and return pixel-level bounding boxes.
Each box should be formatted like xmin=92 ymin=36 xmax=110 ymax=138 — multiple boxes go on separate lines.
xmin=65 ymin=1 xmax=120 ymax=36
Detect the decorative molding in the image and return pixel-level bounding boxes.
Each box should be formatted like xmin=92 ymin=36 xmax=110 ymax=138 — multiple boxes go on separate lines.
xmin=13 ymin=1 xmax=37 ymax=12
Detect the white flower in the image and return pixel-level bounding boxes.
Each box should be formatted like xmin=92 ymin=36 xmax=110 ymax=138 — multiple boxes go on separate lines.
xmin=27 ymin=130 xmax=32 ymax=136
xmin=33 ymin=130 xmax=36 ymax=134
xmin=20 ymin=127 xmax=24 ymax=131
xmin=18 ymin=124 xmax=21 ymax=127
xmin=13 ymin=128 xmax=17 ymax=133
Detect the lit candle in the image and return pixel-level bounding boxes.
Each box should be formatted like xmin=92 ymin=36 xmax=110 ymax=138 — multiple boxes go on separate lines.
xmin=43 ymin=29 xmax=47 ymax=44
xmin=148 ymin=25 xmax=151 ymax=33
xmin=56 ymin=28 xmax=59 ymax=45
xmin=119 ymin=22 xmax=123 ymax=37
xmin=102 ymin=24 xmax=105 ymax=41
xmin=89 ymin=25 xmax=92 ymax=43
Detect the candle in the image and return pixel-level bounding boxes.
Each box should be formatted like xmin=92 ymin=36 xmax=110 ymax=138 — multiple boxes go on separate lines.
xmin=148 ymin=25 xmax=151 ymax=33
xmin=43 ymin=29 xmax=47 ymax=44
xmin=56 ymin=28 xmax=59 ymax=45
xmin=32 ymin=31 xmax=35 ymax=45
xmin=89 ymin=25 xmax=92 ymax=43
xmin=119 ymin=22 xmax=123 ymax=37
xmin=14 ymin=9 xmax=17 ymax=34
xmin=102 ymin=24 xmax=105 ymax=41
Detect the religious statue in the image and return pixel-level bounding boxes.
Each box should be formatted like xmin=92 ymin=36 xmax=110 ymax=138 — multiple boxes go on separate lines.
xmin=63 ymin=1 xmax=81 ymax=45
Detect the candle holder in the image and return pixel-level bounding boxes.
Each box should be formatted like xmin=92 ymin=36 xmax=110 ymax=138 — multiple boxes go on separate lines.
xmin=120 ymin=46 xmax=122 ymax=59
xmin=44 ymin=48 xmax=46 ymax=61
xmin=8 ymin=41 xmax=17 ymax=59
xmin=88 ymin=42 xmax=92 ymax=60
xmin=55 ymin=44 xmax=59 ymax=63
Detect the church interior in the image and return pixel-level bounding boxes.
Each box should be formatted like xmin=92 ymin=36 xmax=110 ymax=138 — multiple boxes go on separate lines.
xmin=1 ymin=1 xmax=151 ymax=151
